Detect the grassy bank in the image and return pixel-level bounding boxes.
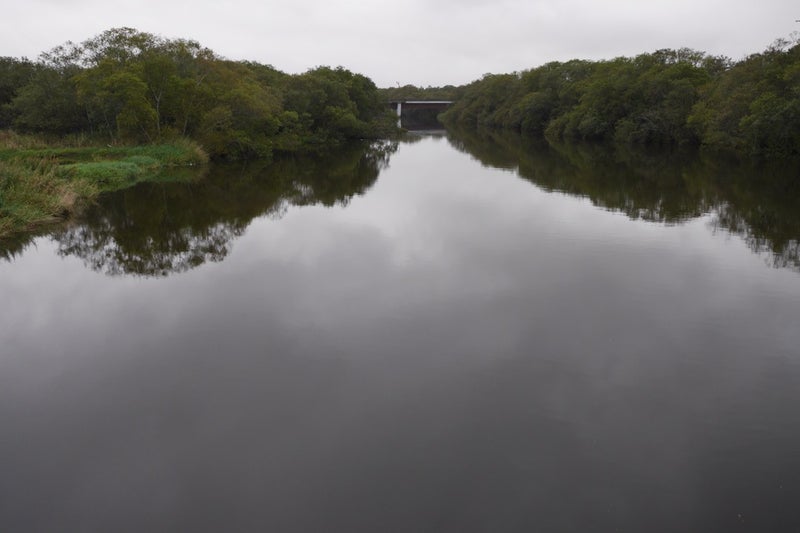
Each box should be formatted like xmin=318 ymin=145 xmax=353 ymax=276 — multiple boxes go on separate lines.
xmin=0 ymin=131 xmax=208 ymax=237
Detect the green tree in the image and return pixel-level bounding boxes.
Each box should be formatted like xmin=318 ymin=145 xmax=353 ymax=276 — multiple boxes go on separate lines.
xmin=3 ymin=27 xmax=400 ymax=157
xmin=689 ymin=39 xmax=800 ymax=155
xmin=11 ymin=63 xmax=86 ymax=134
xmin=197 ymin=62 xmax=282 ymax=158
xmin=0 ymin=57 xmax=35 ymax=128
xmin=284 ymin=66 xmax=391 ymax=144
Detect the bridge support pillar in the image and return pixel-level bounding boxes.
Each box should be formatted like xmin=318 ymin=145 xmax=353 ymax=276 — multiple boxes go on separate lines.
xmin=396 ymin=102 xmax=402 ymax=127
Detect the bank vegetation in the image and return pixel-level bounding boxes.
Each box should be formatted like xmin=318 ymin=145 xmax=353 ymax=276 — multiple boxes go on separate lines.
xmin=0 ymin=27 xmax=397 ymax=236
xmin=440 ymin=38 xmax=800 ymax=157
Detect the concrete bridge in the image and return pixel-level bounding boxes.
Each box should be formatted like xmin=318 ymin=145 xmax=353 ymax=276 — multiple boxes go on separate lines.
xmin=388 ymin=100 xmax=453 ymax=127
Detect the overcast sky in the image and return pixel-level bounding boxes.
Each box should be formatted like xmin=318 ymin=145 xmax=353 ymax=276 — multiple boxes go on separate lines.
xmin=1 ymin=0 xmax=797 ymax=87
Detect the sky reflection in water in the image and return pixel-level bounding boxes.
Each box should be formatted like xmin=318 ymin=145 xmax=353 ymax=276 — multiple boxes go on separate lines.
xmin=1 ymin=135 xmax=800 ymax=532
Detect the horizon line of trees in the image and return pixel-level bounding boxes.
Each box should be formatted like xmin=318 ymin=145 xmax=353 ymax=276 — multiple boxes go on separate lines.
xmin=438 ymin=38 xmax=800 ymax=157
xmin=3 ymin=29 xmax=799 ymax=158
xmin=0 ymin=28 xmax=396 ymax=159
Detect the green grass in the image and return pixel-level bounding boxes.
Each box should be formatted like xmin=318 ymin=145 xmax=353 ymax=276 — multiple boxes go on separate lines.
xmin=58 ymin=161 xmax=147 ymax=189
xmin=0 ymin=159 xmax=92 ymax=235
xmin=0 ymin=132 xmax=209 ymax=238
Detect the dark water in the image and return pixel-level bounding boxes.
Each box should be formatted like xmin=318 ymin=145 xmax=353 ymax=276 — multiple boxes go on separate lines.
xmin=2 ymin=133 xmax=800 ymax=532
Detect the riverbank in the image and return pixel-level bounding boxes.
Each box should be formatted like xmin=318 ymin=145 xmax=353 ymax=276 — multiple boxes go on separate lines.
xmin=0 ymin=131 xmax=208 ymax=238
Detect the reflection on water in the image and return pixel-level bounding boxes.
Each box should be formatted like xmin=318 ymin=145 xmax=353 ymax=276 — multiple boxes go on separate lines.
xmin=3 ymin=132 xmax=798 ymax=276
xmin=2 ymin=134 xmax=800 ymax=532
xmin=448 ymin=128 xmax=800 ymax=272
xmin=52 ymin=140 xmax=396 ymax=276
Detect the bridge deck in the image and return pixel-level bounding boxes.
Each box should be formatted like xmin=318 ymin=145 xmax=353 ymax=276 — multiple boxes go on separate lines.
xmin=388 ymin=100 xmax=453 ymax=105
xmin=388 ymin=100 xmax=454 ymax=112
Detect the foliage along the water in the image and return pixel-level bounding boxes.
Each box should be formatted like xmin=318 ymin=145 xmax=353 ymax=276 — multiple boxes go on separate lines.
xmin=446 ymin=127 xmax=800 ymax=271
xmin=0 ymin=130 xmax=209 ymax=236
xmin=0 ymin=28 xmax=396 ymax=159
xmin=51 ymin=139 xmax=397 ymax=277
xmin=440 ymin=39 xmax=800 ymax=157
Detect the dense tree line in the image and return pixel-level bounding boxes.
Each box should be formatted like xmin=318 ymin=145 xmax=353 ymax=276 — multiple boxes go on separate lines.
xmin=441 ymin=39 xmax=800 ymax=157
xmin=379 ymin=84 xmax=464 ymax=102
xmin=0 ymin=28 xmax=395 ymax=158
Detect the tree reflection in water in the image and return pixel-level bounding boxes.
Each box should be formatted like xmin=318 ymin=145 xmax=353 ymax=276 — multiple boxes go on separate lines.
xmin=3 ymin=133 xmax=799 ymax=275
xmin=447 ymin=128 xmax=800 ymax=272
xmin=52 ymin=140 xmax=397 ymax=277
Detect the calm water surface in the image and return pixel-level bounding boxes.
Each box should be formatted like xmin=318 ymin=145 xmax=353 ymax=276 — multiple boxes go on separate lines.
xmin=2 ymin=133 xmax=800 ymax=532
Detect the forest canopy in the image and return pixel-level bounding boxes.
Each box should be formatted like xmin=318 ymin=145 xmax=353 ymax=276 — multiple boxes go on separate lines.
xmin=439 ymin=38 xmax=800 ymax=157
xmin=0 ymin=28 xmax=396 ymax=158
xmin=2 ymin=29 xmax=799 ymax=158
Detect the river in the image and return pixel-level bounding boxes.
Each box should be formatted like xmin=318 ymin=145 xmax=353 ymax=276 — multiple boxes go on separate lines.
xmin=2 ymin=132 xmax=800 ymax=532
